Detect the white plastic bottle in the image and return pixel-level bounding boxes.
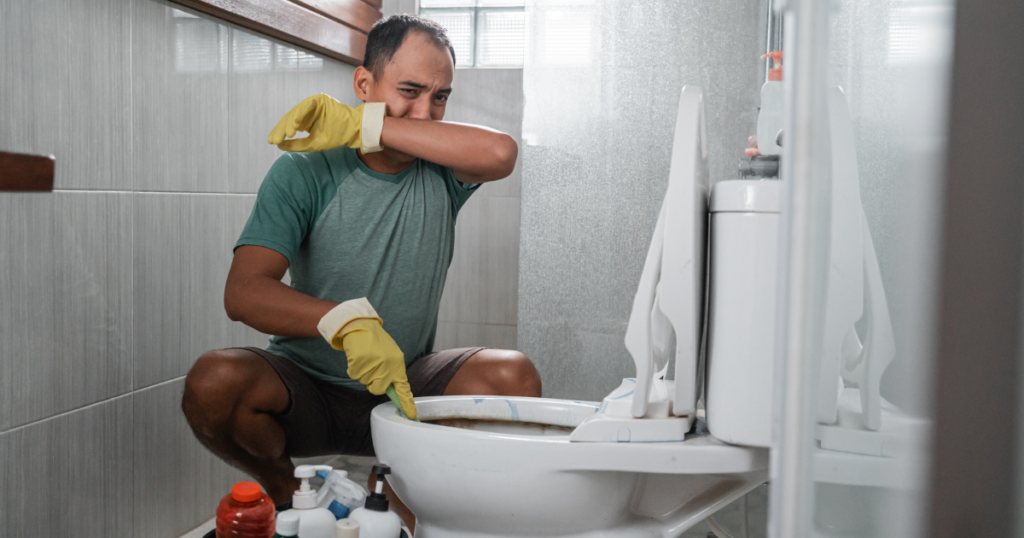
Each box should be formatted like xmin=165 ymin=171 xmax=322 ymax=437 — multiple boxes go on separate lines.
xmin=348 ymin=465 xmax=402 ymax=538
xmin=278 ymin=465 xmax=339 ymax=538
xmin=335 ymin=519 xmax=360 ymax=538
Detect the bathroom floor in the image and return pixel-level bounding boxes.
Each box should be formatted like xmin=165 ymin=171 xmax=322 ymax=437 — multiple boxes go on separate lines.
xmin=180 ymin=459 xmax=767 ymax=538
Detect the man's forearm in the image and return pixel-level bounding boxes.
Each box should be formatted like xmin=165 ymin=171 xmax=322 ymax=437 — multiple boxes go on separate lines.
xmin=380 ymin=117 xmax=518 ymax=182
xmin=225 ymin=273 xmax=336 ymax=338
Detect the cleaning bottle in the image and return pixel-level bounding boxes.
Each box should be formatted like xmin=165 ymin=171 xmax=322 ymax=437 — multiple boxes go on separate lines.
xmin=315 ymin=468 xmax=368 ymax=519
xmin=278 ymin=465 xmax=338 ymax=538
xmin=215 ymin=482 xmax=276 ymax=538
xmin=756 ymin=51 xmax=785 ymax=158
xmin=273 ymin=512 xmax=300 ymax=538
xmin=348 ymin=465 xmax=402 ymax=538
xmin=335 ymin=519 xmax=360 ymax=538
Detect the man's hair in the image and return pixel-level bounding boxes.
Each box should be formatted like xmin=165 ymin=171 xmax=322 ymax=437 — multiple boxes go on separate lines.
xmin=364 ymin=14 xmax=456 ymax=79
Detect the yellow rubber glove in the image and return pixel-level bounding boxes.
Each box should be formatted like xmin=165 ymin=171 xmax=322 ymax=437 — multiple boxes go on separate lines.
xmin=318 ymin=298 xmax=417 ymax=420
xmin=268 ymin=93 xmax=386 ymax=154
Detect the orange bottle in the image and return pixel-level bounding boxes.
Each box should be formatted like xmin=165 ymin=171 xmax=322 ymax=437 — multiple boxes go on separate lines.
xmin=215 ymin=482 xmax=276 ymax=538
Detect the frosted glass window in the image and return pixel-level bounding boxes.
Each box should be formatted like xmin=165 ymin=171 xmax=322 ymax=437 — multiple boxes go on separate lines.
xmin=420 ymin=8 xmax=475 ymax=66
xmin=477 ymin=9 xmax=526 ymax=66
xmin=887 ymin=5 xmax=954 ymax=66
xmin=539 ymin=10 xmax=591 ymax=66
xmin=419 ymin=2 xmax=525 ymax=67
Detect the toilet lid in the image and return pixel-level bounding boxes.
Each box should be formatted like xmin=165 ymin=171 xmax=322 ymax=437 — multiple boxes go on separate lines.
xmin=624 ymin=85 xmax=709 ymax=419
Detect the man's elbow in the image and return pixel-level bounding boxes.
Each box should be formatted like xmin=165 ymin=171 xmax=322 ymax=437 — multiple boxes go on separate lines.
xmin=223 ymin=286 xmax=244 ymax=323
xmin=491 ymin=134 xmax=518 ymax=179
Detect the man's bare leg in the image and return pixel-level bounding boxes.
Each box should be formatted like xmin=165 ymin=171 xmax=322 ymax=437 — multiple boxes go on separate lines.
xmin=182 ymin=348 xmax=300 ymax=504
xmin=382 ymin=348 xmax=543 ymax=533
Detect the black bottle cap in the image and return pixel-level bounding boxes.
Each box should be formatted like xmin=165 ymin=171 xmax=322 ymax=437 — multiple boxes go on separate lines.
xmin=365 ymin=493 xmax=390 ymax=512
xmin=365 ymin=463 xmax=393 ymax=512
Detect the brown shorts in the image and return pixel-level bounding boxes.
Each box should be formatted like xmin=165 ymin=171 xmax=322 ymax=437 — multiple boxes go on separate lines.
xmin=240 ymin=346 xmax=485 ymax=458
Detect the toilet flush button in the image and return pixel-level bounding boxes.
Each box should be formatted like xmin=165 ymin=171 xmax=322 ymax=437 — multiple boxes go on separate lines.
xmin=617 ymin=427 xmax=631 ymax=442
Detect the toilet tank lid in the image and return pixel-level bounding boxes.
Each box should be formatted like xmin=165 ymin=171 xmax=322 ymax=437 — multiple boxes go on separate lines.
xmin=710 ymin=180 xmax=781 ymax=213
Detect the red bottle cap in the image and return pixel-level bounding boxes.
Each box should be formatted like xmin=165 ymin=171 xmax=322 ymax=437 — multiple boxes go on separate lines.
xmin=231 ymin=482 xmax=263 ymax=503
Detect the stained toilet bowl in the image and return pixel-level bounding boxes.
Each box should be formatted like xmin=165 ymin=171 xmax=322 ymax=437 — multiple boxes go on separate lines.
xmin=371 ymin=396 xmax=768 ymax=538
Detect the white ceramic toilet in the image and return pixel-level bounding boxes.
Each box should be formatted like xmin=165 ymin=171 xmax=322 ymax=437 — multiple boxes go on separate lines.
xmin=371 ymin=87 xmax=776 ymax=538
xmin=370 ymin=84 xmax=909 ymax=538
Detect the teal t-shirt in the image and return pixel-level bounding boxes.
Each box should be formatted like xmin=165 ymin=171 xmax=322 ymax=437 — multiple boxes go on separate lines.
xmin=236 ymin=147 xmax=478 ymax=389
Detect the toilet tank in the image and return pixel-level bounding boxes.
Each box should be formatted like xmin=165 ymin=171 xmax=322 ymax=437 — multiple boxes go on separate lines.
xmin=705 ymin=179 xmax=781 ymax=448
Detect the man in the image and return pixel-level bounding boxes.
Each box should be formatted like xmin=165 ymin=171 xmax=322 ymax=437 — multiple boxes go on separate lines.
xmin=182 ymin=14 xmax=540 ymax=530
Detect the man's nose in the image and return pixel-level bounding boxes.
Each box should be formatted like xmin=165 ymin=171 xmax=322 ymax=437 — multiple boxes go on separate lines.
xmin=406 ymin=97 xmax=432 ymax=120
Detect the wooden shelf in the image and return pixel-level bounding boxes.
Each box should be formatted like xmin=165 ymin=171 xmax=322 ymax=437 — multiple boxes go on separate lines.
xmin=0 ymin=151 xmax=55 ymax=192
xmin=170 ymin=0 xmax=383 ymax=67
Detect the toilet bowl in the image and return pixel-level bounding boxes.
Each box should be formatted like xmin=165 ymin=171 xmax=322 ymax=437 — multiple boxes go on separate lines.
xmin=372 ymin=396 xmax=768 ymax=538
xmin=370 ymin=86 xmax=773 ymax=537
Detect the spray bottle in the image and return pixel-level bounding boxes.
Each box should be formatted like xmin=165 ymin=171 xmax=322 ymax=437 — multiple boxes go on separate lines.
xmin=315 ymin=468 xmax=368 ymax=519
xmin=348 ymin=465 xmax=402 ymax=538
xmin=278 ymin=465 xmax=338 ymax=538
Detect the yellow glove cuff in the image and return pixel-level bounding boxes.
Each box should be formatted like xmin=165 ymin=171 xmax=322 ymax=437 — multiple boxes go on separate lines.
xmin=317 ymin=297 xmax=382 ymax=350
xmin=361 ymin=102 xmax=386 ymax=154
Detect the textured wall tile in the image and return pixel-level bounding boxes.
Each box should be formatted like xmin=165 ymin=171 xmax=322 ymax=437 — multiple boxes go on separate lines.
xmin=439 ymin=196 xmax=520 ymax=326
xmin=132 ymin=0 xmax=356 ymax=193
xmin=133 ymin=193 xmax=270 ymax=388
xmin=133 ymin=379 xmax=247 ymax=537
xmin=435 ymin=321 xmax=518 ymax=351
xmin=518 ymin=0 xmax=766 ymax=401
xmin=0 ymin=0 xmax=132 ymax=190
xmin=0 ymin=192 xmax=132 ymax=430
xmin=0 ymin=395 xmax=133 ymax=537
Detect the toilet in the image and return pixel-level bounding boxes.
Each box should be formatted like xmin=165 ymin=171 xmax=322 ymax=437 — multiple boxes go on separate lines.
xmin=371 ymin=86 xmax=776 ymax=538
xmin=370 ymin=84 xmax=902 ymax=536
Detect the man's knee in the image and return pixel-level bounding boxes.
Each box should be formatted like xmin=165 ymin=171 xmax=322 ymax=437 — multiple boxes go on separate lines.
xmin=182 ymin=350 xmax=250 ymax=438
xmin=476 ymin=349 xmax=542 ymax=397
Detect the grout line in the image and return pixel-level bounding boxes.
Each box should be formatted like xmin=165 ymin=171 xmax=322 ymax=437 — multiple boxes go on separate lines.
xmin=0 ymin=375 xmax=187 ymax=437
xmin=126 ymin=374 xmax=189 ymax=394
xmin=0 ymin=391 xmax=133 ymax=436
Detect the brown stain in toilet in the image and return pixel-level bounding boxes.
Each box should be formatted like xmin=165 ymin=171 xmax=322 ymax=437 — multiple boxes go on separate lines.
xmin=425 ymin=418 xmax=575 ymax=435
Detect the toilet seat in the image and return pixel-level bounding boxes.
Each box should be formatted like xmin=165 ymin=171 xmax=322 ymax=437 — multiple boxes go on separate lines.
xmin=373 ymin=396 xmax=768 ymax=475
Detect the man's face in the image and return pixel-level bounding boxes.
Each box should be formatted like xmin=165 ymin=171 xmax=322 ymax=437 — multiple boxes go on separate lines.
xmin=355 ymin=31 xmax=455 ymax=162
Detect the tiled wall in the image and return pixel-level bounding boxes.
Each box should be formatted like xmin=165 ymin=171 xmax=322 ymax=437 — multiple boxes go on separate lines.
xmin=0 ymin=0 xmax=357 ymax=535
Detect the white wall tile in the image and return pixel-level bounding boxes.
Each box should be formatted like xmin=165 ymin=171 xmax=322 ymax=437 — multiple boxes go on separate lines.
xmin=0 ymin=192 xmax=132 ymax=430
xmin=133 ymin=193 xmax=270 ymax=388
xmin=0 ymin=395 xmax=133 ymax=537
xmin=133 ymin=378 xmax=248 ymax=537
xmin=439 ymin=196 xmax=520 ymax=326
xmin=0 ymin=0 xmax=132 ymax=190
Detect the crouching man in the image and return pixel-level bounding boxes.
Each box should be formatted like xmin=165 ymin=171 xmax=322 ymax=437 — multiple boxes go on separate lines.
xmin=181 ymin=14 xmax=540 ymax=533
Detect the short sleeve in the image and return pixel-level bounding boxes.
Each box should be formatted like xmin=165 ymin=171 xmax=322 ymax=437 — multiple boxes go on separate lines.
xmin=441 ymin=166 xmax=480 ymax=219
xmin=235 ymin=153 xmax=319 ymax=262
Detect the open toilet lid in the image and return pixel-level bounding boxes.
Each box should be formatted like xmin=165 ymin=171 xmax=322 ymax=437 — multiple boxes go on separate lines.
xmin=624 ymin=86 xmax=710 ymax=419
